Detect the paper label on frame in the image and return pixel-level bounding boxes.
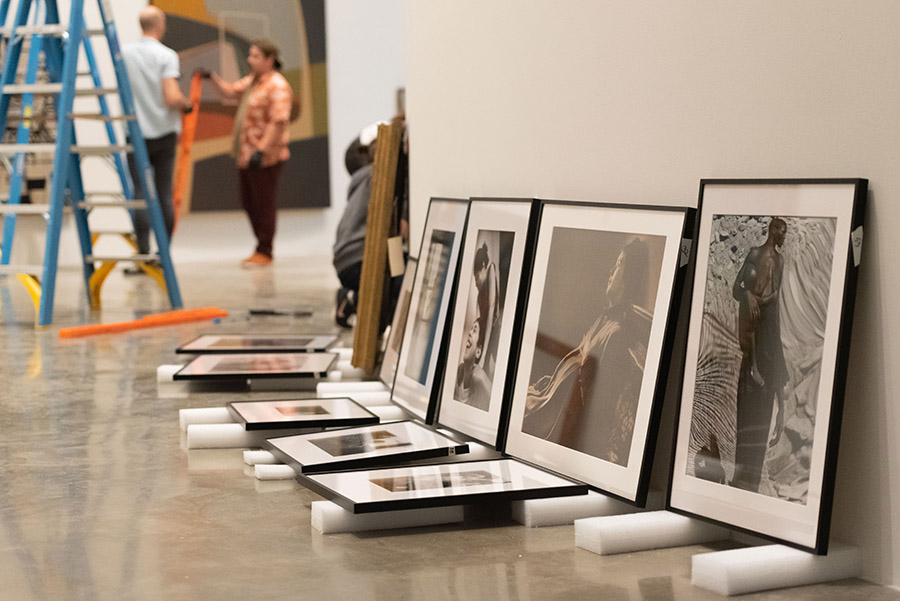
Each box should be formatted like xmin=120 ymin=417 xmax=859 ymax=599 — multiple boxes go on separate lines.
xmin=388 ymin=236 xmax=405 ymax=277
xmin=851 ymin=226 xmax=863 ymax=266
xmin=680 ymin=238 xmax=692 ymax=267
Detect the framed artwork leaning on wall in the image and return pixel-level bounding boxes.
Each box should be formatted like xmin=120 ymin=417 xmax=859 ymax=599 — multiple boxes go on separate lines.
xmin=668 ymin=178 xmax=867 ymax=554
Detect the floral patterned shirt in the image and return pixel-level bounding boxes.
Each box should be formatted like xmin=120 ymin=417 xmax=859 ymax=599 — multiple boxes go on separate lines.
xmin=233 ymin=70 xmax=293 ymax=168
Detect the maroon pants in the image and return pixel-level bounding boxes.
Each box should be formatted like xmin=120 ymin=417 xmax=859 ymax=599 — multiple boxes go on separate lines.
xmin=239 ymin=162 xmax=283 ymax=258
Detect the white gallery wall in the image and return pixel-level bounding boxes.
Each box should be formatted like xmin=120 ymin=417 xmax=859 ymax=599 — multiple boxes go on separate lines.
xmin=407 ymin=1 xmax=900 ymax=587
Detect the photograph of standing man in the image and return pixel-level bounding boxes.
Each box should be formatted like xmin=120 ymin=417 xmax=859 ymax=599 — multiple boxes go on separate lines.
xmin=204 ymin=40 xmax=294 ymax=268
xmin=122 ymin=6 xmax=193 ymax=272
xmin=731 ymin=217 xmax=789 ymax=493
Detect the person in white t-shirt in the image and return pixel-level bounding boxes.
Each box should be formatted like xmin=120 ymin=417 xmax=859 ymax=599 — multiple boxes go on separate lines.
xmin=121 ymin=6 xmax=193 ymax=270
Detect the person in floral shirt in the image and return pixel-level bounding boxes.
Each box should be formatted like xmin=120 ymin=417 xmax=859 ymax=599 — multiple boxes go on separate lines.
xmin=206 ymin=39 xmax=294 ymax=267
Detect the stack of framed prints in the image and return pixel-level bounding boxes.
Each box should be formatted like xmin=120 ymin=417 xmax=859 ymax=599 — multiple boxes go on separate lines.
xmin=668 ymin=179 xmax=867 ymax=554
xmin=226 ymin=398 xmax=379 ymax=431
xmin=298 ymin=459 xmax=588 ymax=513
xmin=177 ymin=334 xmax=338 ymax=354
xmin=172 ymin=352 xmax=338 ymax=382
xmin=503 ymin=200 xmax=694 ymax=506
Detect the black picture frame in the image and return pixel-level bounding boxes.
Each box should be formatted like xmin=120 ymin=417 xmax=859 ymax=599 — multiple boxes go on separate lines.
xmin=226 ymin=397 xmax=379 ymax=431
xmin=436 ymin=198 xmax=539 ymax=449
xmin=391 ymin=198 xmax=470 ymax=424
xmin=667 ymin=178 xmax=867 ymax=554
xmin=504 ymin=199 xmax=694 ymax=506
xmin=297 ymin=458 xmax=589 ymax=514
xmin=172 ymin=352 xmax=337 ymax=381
xmin=264 ymin=420 xmax=470 ymax=474
xmin=176 ymin=334 xmax=338 ymax=354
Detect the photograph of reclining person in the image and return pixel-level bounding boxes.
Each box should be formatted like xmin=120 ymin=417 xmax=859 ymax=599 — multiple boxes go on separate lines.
xmin=522 ymin=230 xmax=665 ymax=466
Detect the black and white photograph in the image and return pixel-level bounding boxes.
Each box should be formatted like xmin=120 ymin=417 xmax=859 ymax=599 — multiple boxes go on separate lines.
xmin=669 ymin=180 xmax=867 ymax=553
xmin=176 ymin=334 xmax=338 ymax=354
xmin=505 ymin=201 xmax=690 ymax=503
xmin=438 ymin=199 xmax=535 ymax=446
xmin=264 ymin=420 xmax=470 ymax=473
xmin=392 ymin=199 xmax=469 ymax=422
xmin=172 ymin=352 xmax=338 ymax=381
xmin=225 ymin=398 xmax=379 ymax=430
xmin=298 ymin=459 xmax=588 ymax=513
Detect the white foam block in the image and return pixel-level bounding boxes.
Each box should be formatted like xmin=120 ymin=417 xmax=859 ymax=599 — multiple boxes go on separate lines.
xmin=575 ymin=511 xmax=730 ymax=556
xmin=513 ymin=491 xmax=640 ymax=527
xmin=333 ymin=347 xmax=353 ymax=362
xmin=325 ymin=370 xmax=343 ymax=382
xmin=367 ymin=405 xmax=407 ymax=422
xmin=187 ymin=424 xmax=261 ymax=449
xmin=316 ymin=381 xmax=388 ymax=395
xmin=243 ymin=450 xmax=280 ymax=465
xmin=343 ymin=391 xmax=393 ymax=406
xmin=157 ymin=364 xmax=183 ymax=382
xmin=692 ymin=542 xmax=860 ymax=596
xmin=336 ymin=360 xmax=367 ymax=379
xmin=179 ymin=407 xmax=235 ymax=431
xmin=254 ymin=464 xmax=297 ymax=480
xmin=310 ymin=500 xmax=465 ymax=534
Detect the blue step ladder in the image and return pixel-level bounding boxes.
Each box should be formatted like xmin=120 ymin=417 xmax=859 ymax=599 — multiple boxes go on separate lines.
xmin=0 ymin=0 xmax=182 ymax=327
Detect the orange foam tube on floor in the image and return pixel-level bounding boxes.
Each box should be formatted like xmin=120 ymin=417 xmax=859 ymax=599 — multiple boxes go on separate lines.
xmin=58 ymin=307 xmax=228 ymax=339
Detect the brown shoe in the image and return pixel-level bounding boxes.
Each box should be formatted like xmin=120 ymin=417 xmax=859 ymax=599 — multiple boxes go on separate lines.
xmin=241 ymin=252 xmax=273 ymax=268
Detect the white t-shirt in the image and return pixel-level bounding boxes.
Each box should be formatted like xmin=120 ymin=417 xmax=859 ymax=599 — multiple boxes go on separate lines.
xmin=122 ymin=36 xmax=181 ymax=139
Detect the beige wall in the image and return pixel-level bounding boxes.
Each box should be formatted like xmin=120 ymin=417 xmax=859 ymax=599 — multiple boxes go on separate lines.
xmin=408 ymin=1 xmax=900 ymax=586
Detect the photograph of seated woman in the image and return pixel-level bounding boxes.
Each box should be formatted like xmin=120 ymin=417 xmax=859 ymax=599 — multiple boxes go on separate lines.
xmin=522 ymin=233 xmax=664 ymax=466
xmin=454 ymin=233 xmax=512 ymax=410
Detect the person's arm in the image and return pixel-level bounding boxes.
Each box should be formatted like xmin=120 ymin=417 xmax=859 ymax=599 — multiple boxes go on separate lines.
xmin=251 ymin=80 xmax=292 ymax=164
xmin=733 ymin=251 xmax=761 ymax=322
xmin=162 ymin=77 xmax=193 ymax=113
xmin=206 ymin=71 xmax=243 ymax=101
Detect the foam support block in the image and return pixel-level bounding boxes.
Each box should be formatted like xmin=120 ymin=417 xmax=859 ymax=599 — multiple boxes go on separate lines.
xmin=157 ymin=364 xmax=183 ymax=382
xmin=316 ymin=381 xmax=389 ymax=395
xmin=310 ymin=500 xmax=465 ymax=534
xmin=512 ymin=491 xmax=640 ymax=527
xmin=320 ymin=390 xmax=392 ymax=406
xmin=254 ymin=464 xmax=297 ymax=480
xmin=244 ymin=450 xmax=280 ymax=465
xmin=336 ymin=360 xmax=367 ymax=379
xmin=367 ymin=405 xmax=408 ymax=422
xmin=185 ymin=423 xmax=302 ymax=449
xmin=692 ymin=543 xmax=860 ymax=596
xmin=575 ymin=511 xmax=730 ymax=556
xmin=179 ymin=407 xmax=235 ymax=431
xmin=332 ymin=347 xmax=353 ymax=362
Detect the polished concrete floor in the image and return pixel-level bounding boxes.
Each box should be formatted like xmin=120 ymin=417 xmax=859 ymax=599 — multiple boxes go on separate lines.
xmin=1 ymin=212 xmax=899 ymax=600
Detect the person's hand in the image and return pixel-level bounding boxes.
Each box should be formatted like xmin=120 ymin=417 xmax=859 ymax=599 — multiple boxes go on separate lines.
xmin=194 ymin=68 xmax=212 ymax=79
xmin=248 ymin=150 xmax=264 ymax=169
xmin=181 ymin=99 xmax=194 ymax=114
xmin=746 ymin=291 xmax=760 ymax=323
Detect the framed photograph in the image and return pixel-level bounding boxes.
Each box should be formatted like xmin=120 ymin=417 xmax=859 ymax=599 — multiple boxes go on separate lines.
xmin=437 ymin=199 xmax=537 ymax=447
xmin=668 ymin=179 xmax=867 ymax=553
xmin=391 ymin=198 xmax=470 ymax=423
xmin=504 ymin=200 xmax=692 ymax=505
xmin=176 ymin=334 xmax=338 ymax=354
xmin=172 ymin=352 xmax=337 ymax=381
xmin=225 ymin=398 xmax=379 ymax=431
xmin=378 ymin=256 xmax=418 ymax=388
xmin=264 ymin=420 xmax=469 ymax=473
xmin=298 ymin=458 xmax=588 ymax=513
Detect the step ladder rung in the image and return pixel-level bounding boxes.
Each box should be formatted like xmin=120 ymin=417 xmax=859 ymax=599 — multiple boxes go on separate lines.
xmin=0 ymin=143 xmax=56 ymax=154
xmin=90 ymin=229 xmax=136 ymax=236
xmin=75 ymin=87 xmax=119 ymax=96
xmin=13 ymin=24 xmax=68 ymax=36
xmin=72 ymin=145 xmax=132 ymax=155
xmin=3 ymin=83 xmax=63 ymax=94
xmin=78 ymin=200 xmax=146 ymax=209
xmin=86 ymin=254 xmax=158 ymax=263
xmin=84 ymin=28 xmax=106 ymax=37
xmin=68 ymin=113 xmax=136 ymax=122
xmin=0 ymin=203 xmax=53 ymax=215
xmin=0 ymin=264 xmax=44 ymax=275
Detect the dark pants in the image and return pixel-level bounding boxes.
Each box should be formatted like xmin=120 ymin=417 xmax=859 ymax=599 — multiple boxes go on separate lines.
xmin=239 ymin=162 xmax=283 ymax=258
xmin=127 ymin=132 xmax=177 ymax=255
